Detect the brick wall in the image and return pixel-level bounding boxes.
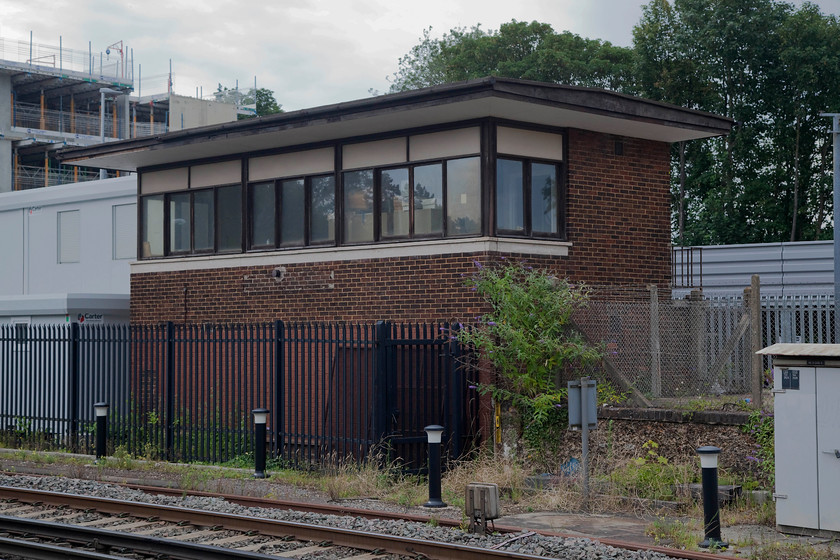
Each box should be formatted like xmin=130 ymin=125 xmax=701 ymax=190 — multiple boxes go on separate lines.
xmin=131 ymin=130 xmax=672 ymax=324
xmin=565 ymin=130 xmax=671 ymax=287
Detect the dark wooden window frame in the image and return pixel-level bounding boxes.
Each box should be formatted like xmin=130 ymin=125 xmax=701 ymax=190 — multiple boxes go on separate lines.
xmin=153 ymin=183 xmax=243 ymax=257
xmin=137 ymin=120 xmax=569 ymax=259
xmin=246 ymin=173 xmax=337 ymax=251
xmin=341 ymin=155 xmax=484 ymax=246
xmin=494 ymin=154 xmax=564 ymax=240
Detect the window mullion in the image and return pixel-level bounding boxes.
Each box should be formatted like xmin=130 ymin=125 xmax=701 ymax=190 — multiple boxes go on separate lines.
xmin=373 ymin=169 xmax=381 ymax=242
xmin=408 ymin=167 xmax=414 ymax=238
xmin=274 ymin=180 xmax=281 ymax=248
xmin=189 ymin=191 xmax=195 ymax=254
xmin=523 ymin=161 xmax=531 ymax=236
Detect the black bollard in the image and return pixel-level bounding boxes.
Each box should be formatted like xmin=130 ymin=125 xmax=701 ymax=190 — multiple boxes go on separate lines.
xmin=94 ymin=402 xmax=109 ymax=461
xmin=253 ymin=408 xmax=270 ymax=479
xmin=423 ymin=425 xmax=446 ymax=508
xmin=697 ymin=446 xmax=727 ymax=548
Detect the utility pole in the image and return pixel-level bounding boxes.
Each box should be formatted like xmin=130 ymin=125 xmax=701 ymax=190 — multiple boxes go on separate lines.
xmin=821 ymin=113 xmax=840 ymax=344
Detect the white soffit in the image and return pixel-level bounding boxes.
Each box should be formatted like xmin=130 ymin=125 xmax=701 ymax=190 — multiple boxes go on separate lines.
xmin=72 ymin=95 xmax=721 ymax=171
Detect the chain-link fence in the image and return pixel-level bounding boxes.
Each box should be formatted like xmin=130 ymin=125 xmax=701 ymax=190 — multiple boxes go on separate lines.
xmin=574 ymin=284 xmax=836 ymax=406
xmin=574 ymin=286 xmax=756 ymax=405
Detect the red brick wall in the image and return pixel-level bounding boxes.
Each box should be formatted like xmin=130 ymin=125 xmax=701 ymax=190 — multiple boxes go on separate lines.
xmin=131 ymin=130 xmax=672 ymax=324
xmin=565 ymin=130 xmax=671 ymax=286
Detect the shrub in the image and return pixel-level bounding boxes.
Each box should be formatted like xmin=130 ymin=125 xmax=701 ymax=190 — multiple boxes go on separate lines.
xmin=456 ymin=260 xmax=602 ymax=450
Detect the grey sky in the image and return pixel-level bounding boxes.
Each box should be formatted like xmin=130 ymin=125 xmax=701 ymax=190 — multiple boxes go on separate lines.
xmin=1 ymin=0 xmax=838 ymax=111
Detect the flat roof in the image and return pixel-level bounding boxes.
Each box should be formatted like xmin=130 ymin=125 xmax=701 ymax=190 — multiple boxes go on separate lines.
xmin=757 ymin=343 xmax=840 ymax=357
xmin=0 ymin=293 xmax=129 ymax=316
xmin=59 ymin=77 xmax=733 ymax=172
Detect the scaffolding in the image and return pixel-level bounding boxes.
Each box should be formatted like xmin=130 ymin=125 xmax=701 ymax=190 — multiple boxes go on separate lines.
xmin=0 ymin=35 xmax=131 ymax=84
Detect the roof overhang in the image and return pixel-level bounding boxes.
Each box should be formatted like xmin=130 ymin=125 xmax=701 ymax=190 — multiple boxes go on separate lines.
xmin=58 ymin=77 xmax=733 ymax=172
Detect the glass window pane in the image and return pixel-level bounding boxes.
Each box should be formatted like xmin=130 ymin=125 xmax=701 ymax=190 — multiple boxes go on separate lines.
xmin=250 ymin=182 xmax=276 ymax=247
xmin=280 ymin=179 xmax=305 ymax=247
xmin=310 ymin=175 xmax=335 ymax=244
xmin=141 ymin=195 xmax=163 ymax=257
xmin=343 ymin=169 xmax=374 ymax=243
xmin=531 ymin=163 xmax=558 ymax=234
xmin=169 ymin=193 xmax=191 ymax=253
xmin=446 ymin=157 xmax=481 ymax=236
xmin=381 ymin=168 xmax=410 ymax=238
xmin=193 ymin=190 xmax=214 ymax=251
xmin=413 ymin=164 xmax=443 ymax=236
xmin=218 ymin=185 xmax=242 ymax=252
xmin=496 ymin=159 xmax=524 ymax=232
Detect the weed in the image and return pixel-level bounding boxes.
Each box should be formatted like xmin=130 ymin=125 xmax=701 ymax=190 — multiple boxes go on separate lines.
xmin=609 ymin=440 xmax=694 ymax=502
xmin=749 ymin=542 xmax=840 ymax=559
xmin=743 ymin=409 xmax=774 ymax=487
xmin=646 ymin=517 xmax=700 ymax=550
xmin=106 ymin=446 xmax=135 ymax=470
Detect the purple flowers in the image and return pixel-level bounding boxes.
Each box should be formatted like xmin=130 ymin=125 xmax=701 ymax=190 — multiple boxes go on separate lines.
xmin=473 ymin=260 xmax=484 ymax=269
xmin=487 ymin=321 xmax=497 ymax=326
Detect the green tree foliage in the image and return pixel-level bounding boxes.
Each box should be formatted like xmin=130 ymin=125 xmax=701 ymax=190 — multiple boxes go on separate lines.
xmin=391 ymin=4 xmax=840 ymax=245
xmin=214 ymin=84 xmax=283 ymax=118
xmin=634 ymin=0 xmax=840 ymax=244
xmin=389 ymin=21 xmax=637 ymax=93
xmin=456 ymin=261 xmax=602 ymax=425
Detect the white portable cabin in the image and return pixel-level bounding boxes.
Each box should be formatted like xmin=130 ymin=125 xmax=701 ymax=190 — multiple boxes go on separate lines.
xmin=0 ymin=176 xmax=134 ymax=438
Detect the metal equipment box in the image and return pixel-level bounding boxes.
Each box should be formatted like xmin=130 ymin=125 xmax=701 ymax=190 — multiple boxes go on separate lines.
xmin=758 ymin=344 xmax=840 ymax=536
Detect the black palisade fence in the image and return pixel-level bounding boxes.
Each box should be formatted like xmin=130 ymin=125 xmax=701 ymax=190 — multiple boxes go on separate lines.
xmin=0 ymin=321 xmax=479 ymax=470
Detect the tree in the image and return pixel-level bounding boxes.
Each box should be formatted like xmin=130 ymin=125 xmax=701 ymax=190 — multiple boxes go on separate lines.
xmin=634 ymin=0 xmax=840 ymax=245
xmin=389 ymin=21 xmax=637 ymax=94
xmin=214 ymin=84 xmax=283 ymax=118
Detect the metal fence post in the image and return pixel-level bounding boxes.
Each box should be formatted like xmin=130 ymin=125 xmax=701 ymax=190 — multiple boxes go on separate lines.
xmin=69 ymin=322 xmax=80 ymax=453
xmin=447 ymin=322 xmax=464 ymax=460
xmin=165 ymin=321 xmax=175 ymax=461
xmin=274 ymin=320 xmax=284 ymax=460
xmin=374 ymin=321 xmax=390 ymax=448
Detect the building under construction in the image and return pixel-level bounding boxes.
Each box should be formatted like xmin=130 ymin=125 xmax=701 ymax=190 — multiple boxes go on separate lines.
xmin=0 ymin=35 xmax=237 ymax=192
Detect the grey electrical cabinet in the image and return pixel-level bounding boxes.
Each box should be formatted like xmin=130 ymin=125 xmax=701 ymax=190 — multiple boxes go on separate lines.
xmin=758 ymin=343 xmax=840 ymax=536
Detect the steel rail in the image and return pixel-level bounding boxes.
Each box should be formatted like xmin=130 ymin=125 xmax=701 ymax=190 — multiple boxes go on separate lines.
xmin=0 ymin=486 xmax=547 ymax=560
xmin=0 ymin=534 xmax=124 ymax=560
xmin=0 ymin=485 xmax=735 ymax=560
xmin=0 ymin=514 xmax=283 ymax=560
xmin=123 ymin=483 xmax=740 ymax=560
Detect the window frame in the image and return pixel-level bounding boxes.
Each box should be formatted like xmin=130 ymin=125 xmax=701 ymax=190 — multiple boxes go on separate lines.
xmin=247 ymin=173 xmax=337 ymax=251
xmin=342 ymin=158 xmax=467 ymax=245
xmin=137 ymin=122 xmax=569 ymax=260
xmin=156 ymin=183 xmax=243 ymax=257
xmin=494 ymin=154 xmax=564 ymax=240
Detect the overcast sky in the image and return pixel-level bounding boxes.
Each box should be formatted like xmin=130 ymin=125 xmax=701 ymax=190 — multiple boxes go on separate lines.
xmin=1 ymin=0 xmax=839 ymax=111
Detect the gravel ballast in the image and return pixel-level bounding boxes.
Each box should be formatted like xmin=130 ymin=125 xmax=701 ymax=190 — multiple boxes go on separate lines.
xmin=0 ymin=473 xmax=675 ymax=559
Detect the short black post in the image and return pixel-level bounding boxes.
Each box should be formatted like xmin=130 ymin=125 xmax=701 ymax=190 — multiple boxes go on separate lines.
xmin=423 ymin=425 xmax=446 ymax=508
xmin=94 ymin=402 xmax=109 ymax=461
xmin=253 ymin=408 xmax=269 ymax=479
xmin=697 ymin=446 xmax=727 ymax=548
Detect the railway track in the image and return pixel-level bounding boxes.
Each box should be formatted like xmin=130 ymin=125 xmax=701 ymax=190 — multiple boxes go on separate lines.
xmin=0 ymin=486 xmax=556 ymax=560
xmin=0 ymin=482 xmax=737 ymax=560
